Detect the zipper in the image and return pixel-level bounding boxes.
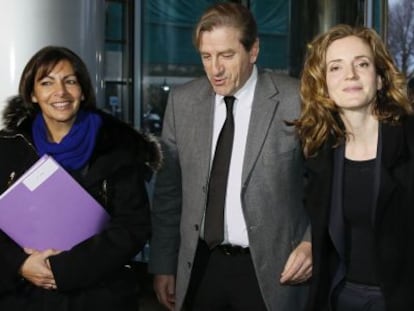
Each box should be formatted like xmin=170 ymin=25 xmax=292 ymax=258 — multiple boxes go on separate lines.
xmin=1 ymin=133 xmax=38 ymax=189
xmin=101 ymin=179 xmax=108 ymax=207
xmin=6 ymin=171 xmax=16 ymax=188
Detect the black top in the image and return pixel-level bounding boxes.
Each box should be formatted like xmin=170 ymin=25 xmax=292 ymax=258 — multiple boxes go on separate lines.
xmin=343 ymin=158 xmax=378 ymax=285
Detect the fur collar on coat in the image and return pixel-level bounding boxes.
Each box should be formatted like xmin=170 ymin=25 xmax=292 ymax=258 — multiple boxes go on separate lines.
xmin=1 ymin=95 xmax=162 ymax=174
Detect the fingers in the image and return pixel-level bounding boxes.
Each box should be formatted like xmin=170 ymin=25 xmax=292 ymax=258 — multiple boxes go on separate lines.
xmin=19 ymin=248 xmax=58 ymax=289
xmin=153 ymin=275 xmax=176 ymax=311
xmin=155 ymin=286 xmax=175 ymax=310
xmin=280 ymin=241 xmax=312 ymax=284
xmin=280 ymin=251 xmax=294 ymax=283
xmin=39 ymin=278 xmax=57 ymax=291
xmin=284 ymin=256 xmax=312 ymax=284
xmin=42 ymin=248 xmax=62 ymax=257
xmin=23 ymin=247 xmax=36 ymax=255
xmin=43 ymin=283 xmax=58 ymax=291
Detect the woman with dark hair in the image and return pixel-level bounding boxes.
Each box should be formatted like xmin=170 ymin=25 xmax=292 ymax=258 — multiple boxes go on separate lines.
xmin=294 ymin=24 xmax=414 ymax=310
xmin=0 ymin=46 xmax=161 ymax=310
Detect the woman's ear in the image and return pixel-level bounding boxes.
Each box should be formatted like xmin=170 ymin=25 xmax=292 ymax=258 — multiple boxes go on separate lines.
xmin=31 ymin=94 xmax=38 ymax=103
xmin=377 ymin=75 xmax=383 ymax=91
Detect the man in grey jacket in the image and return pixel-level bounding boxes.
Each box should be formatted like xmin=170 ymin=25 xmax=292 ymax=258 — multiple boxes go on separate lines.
xmin=149 ymin=3 xmax=311 ymax=310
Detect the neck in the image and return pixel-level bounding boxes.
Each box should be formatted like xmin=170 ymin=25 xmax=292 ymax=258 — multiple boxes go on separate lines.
xmin=45 ymin=121 xmax=73 ymax=143
xmin=340 ymin=110 xmax=379 ymax=161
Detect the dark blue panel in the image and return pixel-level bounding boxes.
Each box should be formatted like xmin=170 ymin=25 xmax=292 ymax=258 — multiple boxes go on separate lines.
xmin=143 ymin=0 xmax=289 ymax=70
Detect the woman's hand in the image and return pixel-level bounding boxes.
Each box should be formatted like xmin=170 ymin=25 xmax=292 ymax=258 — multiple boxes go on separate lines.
xmin=19 ymin=248 xmax=61 ymax=290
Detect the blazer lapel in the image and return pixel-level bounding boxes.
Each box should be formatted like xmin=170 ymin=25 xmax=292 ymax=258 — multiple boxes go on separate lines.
xmin=329 ymin=144 xmax=346 ymax=288
xmin=242 ymin=73 xmax=279 ymax=183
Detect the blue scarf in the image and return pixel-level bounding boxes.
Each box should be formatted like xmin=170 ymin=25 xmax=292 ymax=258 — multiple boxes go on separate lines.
xmin=32 ymin=110 xmax=102 ymax=171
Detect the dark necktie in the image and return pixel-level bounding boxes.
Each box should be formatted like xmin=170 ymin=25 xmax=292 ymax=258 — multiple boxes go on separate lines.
xmin=204 ymin=96 xmax=235 ymax=249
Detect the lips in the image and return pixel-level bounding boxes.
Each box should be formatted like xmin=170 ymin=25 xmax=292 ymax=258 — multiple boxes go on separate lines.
xmin=51 ymin=101 xmax=71 ymax=110
xmin=343 ymin=86 xmax=363 ymax=92
xmin=213 ymin=77 xmax=226 ymax=86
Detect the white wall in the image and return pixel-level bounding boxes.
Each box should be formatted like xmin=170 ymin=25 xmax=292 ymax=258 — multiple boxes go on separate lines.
xmin=0 ymin=0 xmax=105 ymax=128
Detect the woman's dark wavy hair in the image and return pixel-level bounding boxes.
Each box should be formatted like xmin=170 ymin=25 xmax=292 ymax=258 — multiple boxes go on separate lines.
xmin=18 ymin=46 xmax=96 ymax=116
xmin=294 ymin=24 xmax=412 ymax=158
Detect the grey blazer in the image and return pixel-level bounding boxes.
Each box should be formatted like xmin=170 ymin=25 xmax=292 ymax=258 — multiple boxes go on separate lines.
xmin=149 ymin=71 xmax=309 ymax=311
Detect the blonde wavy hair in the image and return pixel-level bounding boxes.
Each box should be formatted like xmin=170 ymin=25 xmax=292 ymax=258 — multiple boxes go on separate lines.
xmin=295 ymin=24 xmax=412 ymax=158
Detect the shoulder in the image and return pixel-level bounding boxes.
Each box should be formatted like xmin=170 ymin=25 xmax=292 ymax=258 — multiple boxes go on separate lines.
xmin=258 ymin=70 xmax=300 ymax=93
xmin=256 ymin=71 xmax=300 ymax=104
xmin=401 ymin=115 xmax=414 ymax=152
xmin=174 ymin=76 xmax=210 ymax=92
xmin=95 ymin=110 xmax=162 ymax=171
xmin=385 ymin=114 xmax=414 ymax=145
xmin=169 ymin=76 xmax=212 ymax=100
xmin=402 ymin=114 xmax=414 ymax=131
xmin=2 ymin=96 xmax=34 ymax=132
xmin=256 ymin=71 xmax=301 ymax=118
xmin=163 ymin=77 xmax=214 ymax=119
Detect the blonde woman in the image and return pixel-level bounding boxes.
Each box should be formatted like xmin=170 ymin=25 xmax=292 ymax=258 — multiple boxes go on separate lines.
xmin=294 ymin=24 xmax=414 ymax=310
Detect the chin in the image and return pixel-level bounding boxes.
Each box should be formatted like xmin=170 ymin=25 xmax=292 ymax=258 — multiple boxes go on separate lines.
xmin=52 ymin=114 xmax=77 ymax=123
xmin=214 ymin=87 xmax=231 ymax=96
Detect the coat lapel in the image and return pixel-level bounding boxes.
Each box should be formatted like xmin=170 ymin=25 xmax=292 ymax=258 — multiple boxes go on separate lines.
xmin=242 ymin=73 xmax=279 ymax=183
xmin=307 ymin=137 xmax=346 ymax=294
xmin=328 ymin=143 xmax=347 ymax=290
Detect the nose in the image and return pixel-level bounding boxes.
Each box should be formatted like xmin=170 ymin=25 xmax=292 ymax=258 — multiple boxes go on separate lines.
xmin=54 ymin=81 xmax=69 ymax=95
xmin=345 ymin=64 xmax=358 ymax=80
xmin=211 ymin=57 xmax=224 ymax=76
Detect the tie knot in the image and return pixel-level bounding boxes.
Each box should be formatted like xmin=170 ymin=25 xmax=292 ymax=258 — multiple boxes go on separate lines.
xmin=224 ymin=96 xmax=235 ymax=112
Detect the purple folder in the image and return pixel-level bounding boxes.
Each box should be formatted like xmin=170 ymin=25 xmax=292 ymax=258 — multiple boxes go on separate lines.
xmin=0 ymin=155 xmax=110 ymax=251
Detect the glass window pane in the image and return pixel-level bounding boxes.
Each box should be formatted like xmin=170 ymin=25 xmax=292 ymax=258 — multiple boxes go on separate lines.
xmin=387 ymin=0 xmax=414 ymax=77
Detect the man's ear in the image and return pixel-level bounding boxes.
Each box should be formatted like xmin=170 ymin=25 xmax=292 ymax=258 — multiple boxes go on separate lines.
xmin=249 ymin=39 xmax=260 ymax=64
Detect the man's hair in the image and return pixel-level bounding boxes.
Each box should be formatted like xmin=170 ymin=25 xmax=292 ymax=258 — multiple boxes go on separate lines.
xmin=193 ymin=2 xmax=257 ymax=52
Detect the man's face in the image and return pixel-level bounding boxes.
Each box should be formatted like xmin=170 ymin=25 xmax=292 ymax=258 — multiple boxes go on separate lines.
xmin=198 ymin=26 xmax=259 ymax=96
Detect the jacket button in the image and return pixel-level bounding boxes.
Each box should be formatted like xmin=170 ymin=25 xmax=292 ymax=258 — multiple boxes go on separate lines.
xmin=194 ymin=224 xmax=199 ymax=231
xmin=187 ymin=262 xmax=192 ymax=268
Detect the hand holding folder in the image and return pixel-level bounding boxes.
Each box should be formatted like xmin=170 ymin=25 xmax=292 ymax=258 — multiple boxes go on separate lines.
xmin=0 ymin=155 xmax=110 ymax=251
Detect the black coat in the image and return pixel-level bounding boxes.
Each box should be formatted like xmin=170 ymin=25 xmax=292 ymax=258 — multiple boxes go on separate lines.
xmin=305 ymin=117 xmax=414 ymax=311
xmin=0 ymin=100 xmax=161 ymax=311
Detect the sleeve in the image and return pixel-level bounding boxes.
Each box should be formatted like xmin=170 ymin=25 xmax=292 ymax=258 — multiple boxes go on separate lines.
xmin=301 ymin=225 xmax=311 ymax=242
xmin=0 ymin=232 xmax=28 ymax=292
xmin=148 ymin=91 xmax=183 ymax=275
xmin=0 ymin=147 xmax=33 ymax=293
xmin=49 ymin=160 xmax=151 ymax=291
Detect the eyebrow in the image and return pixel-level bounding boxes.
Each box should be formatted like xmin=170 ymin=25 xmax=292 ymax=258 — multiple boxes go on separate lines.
xmin=200 ymin=48 xmax=235 ymax=55
xmin=327 ymin=55 xmax=371 ymax=64
xmin=38 ymin=73 xmax=77 ymax=81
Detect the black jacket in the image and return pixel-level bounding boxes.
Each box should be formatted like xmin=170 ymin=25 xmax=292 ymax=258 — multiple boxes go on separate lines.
xmin=305 ymin=117 xmax=414 ymax=311
xmin=0 ymin=97 xmax=161 ymax=310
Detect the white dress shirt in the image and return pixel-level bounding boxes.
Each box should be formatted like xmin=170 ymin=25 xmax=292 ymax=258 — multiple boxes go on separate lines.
xmin=207 ymin=66 xmax=257 ymax=247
